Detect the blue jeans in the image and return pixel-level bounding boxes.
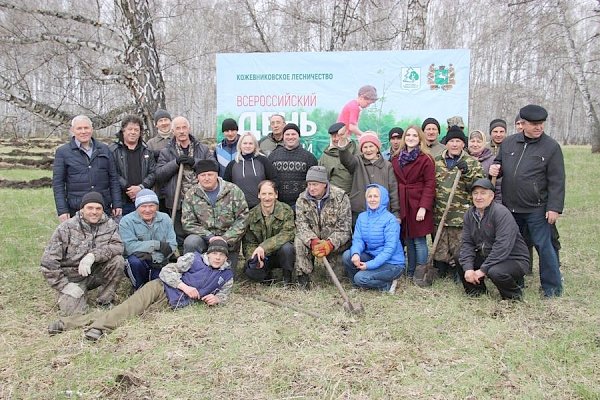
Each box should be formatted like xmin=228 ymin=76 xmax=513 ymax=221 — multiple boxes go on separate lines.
xmin=405 ymin=236 xmax=428 ymax=277
xmin=342 ymin=250 xmax=404 ymax=291
xmin=125 ymin=255 xmax=162 ymax=290
xmin=513 ymin=208 xmax=562 ymax=297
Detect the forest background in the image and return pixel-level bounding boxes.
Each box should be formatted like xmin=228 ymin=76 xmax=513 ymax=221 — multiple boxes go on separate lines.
xmin=0 ymin=0 xmax=598 ymax=151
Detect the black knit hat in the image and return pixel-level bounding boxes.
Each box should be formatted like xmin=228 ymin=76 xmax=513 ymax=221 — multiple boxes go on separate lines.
xmin=80 ymin=191 xmax=104 ymax=209
xmin=442 ymin=125 xmax=467 ymax=145
xmin=282 ymin=123 xmax=301 ymax=136
xmin=207 ymin=238 xmax=229 ymax=256
xmin=489 ymin=119 xmax=507 ymax=133
xmin=221 ymin=118 xmax=238 ymax=132
xmin=421 ymin=117 xmax=440 ymax=133
xmin=194 ymin=159 xmax=219 ymax=175
xmin=153 ymin=109 xmax=171 ymax=123
xmin=388 ymin=127 xmax=404 ymax=140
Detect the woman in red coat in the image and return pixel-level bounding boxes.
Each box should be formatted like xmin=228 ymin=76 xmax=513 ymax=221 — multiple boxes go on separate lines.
xmin=391 ymin=125 xmax=436 ymax=277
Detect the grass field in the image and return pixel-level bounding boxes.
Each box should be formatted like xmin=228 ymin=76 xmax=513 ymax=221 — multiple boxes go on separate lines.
xmin=0 ymin=146 xmax=598 ymax=399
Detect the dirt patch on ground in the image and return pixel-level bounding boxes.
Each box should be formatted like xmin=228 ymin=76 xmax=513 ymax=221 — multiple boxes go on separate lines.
xmin=0 ymin=177 xmax=52 ymax=188
xmin=0 ymin=157 xmax=54 ymax=169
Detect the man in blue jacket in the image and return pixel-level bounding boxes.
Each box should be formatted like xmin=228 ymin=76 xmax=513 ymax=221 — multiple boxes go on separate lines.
xmin=52 ymin=115 xmax=121 ymax=222
xmin=119 ymin=189 xmax=177 ymax=291
xmin=489 ymin=104 xmax=565 ymax=297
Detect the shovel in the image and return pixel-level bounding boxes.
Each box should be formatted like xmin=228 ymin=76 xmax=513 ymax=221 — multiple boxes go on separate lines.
xmin=322 ymin=256 xmax=365 ymax=315
xmin=414 ymin=169 xmax=462 ymax=287
xmin=170 ymin=163 xmax=185 ymax=221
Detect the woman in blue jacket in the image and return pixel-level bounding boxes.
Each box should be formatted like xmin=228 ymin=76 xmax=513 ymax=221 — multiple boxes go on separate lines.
xmin=342 ymin=184 xmax=405 ymax=292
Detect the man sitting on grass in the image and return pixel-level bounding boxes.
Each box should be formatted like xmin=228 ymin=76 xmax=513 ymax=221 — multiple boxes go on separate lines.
xmin=41 ymin=192 xmax=124 ymax=316
xmin=47 ymin=239 xmax=233 ymax=341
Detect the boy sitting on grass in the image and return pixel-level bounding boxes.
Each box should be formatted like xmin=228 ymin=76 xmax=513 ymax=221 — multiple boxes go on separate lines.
xmin=47 ymin=239 xmax=233 ymax=341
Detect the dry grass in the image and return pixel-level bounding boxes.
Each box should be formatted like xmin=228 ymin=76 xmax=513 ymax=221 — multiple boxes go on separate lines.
xmin=0 ymin=147 xmax=599 ymax=399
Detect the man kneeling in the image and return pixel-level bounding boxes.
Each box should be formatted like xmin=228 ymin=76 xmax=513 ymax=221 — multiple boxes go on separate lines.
xmin=47 ymin=239 xmax=233 ymax=341
xmin=41 ymin=192 xmax=124 ymax=316
xmin=459 ymin=179 xmax=529 ymax=300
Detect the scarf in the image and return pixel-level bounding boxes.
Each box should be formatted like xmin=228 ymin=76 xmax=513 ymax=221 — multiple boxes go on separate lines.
xmin=399 ymin=147 xmax=420 ymax=167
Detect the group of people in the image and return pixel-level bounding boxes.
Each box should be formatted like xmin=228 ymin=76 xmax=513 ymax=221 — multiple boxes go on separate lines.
xmin=43 ymin=97 xmax=565 ymax=340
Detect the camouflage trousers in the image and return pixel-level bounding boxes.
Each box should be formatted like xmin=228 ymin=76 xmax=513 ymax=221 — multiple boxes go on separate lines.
xmin=294 ymin=237 xmax=348 ymax=278
xmin=57 ymin=256 xmax=124 ymax=316
xmin=432 ymin=226 xmax=462 ymax=264
xmin=59 ymin=279 xmax=168 ymax=333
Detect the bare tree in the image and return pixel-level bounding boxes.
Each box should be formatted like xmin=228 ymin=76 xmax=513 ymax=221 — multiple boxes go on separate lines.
xmin=0 ymin=0 xmax=166 ymax=135
xmin=556 ymin=0 xmax=600 ymax=151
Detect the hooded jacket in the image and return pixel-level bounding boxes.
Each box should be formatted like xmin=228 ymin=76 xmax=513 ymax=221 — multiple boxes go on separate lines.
xmin=223 ymin=154 xmax=277 ymax=209
xmin=350 ymin=184 xmax=405 ymax=269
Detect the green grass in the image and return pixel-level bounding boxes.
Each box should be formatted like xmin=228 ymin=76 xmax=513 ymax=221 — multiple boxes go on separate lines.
xmin=0 ymin=169 xmax=52 ymax=180
xmin=0 ymin=147 xmax=599 ymax=399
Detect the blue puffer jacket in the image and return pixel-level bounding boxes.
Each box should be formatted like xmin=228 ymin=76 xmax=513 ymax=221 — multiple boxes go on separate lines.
xmin=350 ymin=184 xmax=405 ymax=269
xmin=52 ymin=137 xmax=121 ymax=215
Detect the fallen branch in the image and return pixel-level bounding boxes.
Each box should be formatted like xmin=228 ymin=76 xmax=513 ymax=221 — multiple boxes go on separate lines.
xmin=251 ymin=295 xmax=322 ymax=319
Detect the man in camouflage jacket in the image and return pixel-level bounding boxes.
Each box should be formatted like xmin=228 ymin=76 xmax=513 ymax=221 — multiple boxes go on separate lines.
xmin=243 ymin=180 xmax=295 ymax=284
xmin=181 ymin=160 xmax=249 ymax=270
xmin=40 ymin=192 xmax=124 ymax=316
xmin=294 ymin=166 xmax=352 ymax=288
xmin=433 ymin=126 xmax=484 ymax=279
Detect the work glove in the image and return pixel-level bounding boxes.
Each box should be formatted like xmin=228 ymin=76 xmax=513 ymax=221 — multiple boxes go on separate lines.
xmin=313 ymin=240 xmax=334 ymax=258
xmin=159 ymin=241 xmax=172 ymax=258
xmin=61 ymin=282 xmax=84 ymax=299
xmin=310 ymin=238 xmax=321 ymax=257
xmin=176 ymin=155 xmax=195 ymax=166
xmin=456 ymin=160 xmax=468 ymax=174
xmin=78 ymin=253 xmax=95 ymax=277
xmin=132 ymin=251 xmax=153 ymax=262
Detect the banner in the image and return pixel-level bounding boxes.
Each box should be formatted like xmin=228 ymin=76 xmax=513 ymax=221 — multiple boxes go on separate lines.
xmin=216 ymin=49 xmax=470 ymax=158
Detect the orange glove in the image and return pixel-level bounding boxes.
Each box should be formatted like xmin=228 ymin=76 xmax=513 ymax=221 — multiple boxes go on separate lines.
xmin=313 ymin=240 xmax=334 ymax=257
xmin=310 ymin=238 xmax=321 ymax=257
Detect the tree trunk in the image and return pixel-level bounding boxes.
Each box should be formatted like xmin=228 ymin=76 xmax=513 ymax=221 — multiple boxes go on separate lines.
xmin=118 ymin=0 xmax=167 ymax=138
xmin=402 ymin=0 xmax=430 ymax=50
xmin=556 ymin=0 xmax=600 ymax=152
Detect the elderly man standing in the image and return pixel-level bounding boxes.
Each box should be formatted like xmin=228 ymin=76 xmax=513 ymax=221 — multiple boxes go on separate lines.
xmin=155 ymin=116 xmax=214 ymax=246
xmin=268 ymin=122 xmax=318 ymax=208
xmin=259 ymin=114 xmax=286 ymax=156
xmin=41 ymin=192 xmax=124 ymax=316
xmin=110 ymin=115 xmax=156 ymax=216
xmin=119 ymin=189 xmax=177 ymax=291
xmin=489 ymin=104 xmax=565 ymax=297
xmin=52 ymin=115 xmax=121 ymax=222
xmin=459 ymin=179 xmax=529 ymax=300
xmin=182 ymin=160 xmax=249 ymax=270
xmin=433 ymin=125 xmax=484 ymax=279
xmin=294 ymin=166 xmax=352 ymax=289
